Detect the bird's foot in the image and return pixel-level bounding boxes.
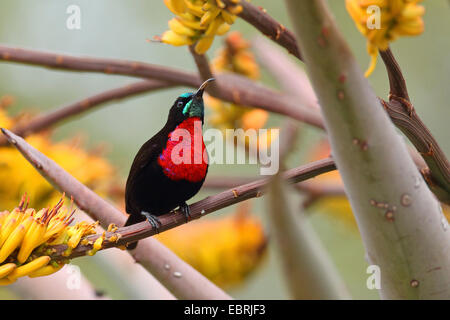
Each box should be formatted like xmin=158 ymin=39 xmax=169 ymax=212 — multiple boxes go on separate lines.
xmin=141 ymin=211 xmax=162 ymax=233
xmin=180 ymin=203 xmax=191 ymax=223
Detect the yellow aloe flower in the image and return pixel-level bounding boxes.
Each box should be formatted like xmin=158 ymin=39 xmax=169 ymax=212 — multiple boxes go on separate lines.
xmin=158 ymin=0 xmax=243 ymax=54
xmin=156 ymin=202 xmax=267 ymax=287
xmin=0 ymin=196 xmax=99 ymax=285
xmin=346 ymin=0 xmax=425 ymax=76
xmin=0 ymin=98 xmax=121 ymax=210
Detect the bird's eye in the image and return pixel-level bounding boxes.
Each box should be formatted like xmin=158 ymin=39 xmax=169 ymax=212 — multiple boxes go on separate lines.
xmin=177 ymin=101 xmax=184 ymax=108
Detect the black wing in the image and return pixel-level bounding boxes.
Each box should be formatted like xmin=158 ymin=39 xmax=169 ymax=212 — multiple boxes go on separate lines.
xmin=125 ymin=135 xmax=162 ymax=216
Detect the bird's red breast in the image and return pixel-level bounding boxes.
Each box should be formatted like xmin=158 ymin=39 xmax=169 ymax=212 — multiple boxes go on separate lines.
xmin=157 ymin=117 xmax=208 ymax=182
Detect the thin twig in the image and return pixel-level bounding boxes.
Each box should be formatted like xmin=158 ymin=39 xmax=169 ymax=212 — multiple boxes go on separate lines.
xmin=0 ymin=80 xmax=172 ymax=146
xmin=205 ymin=176 xmax=346 ymax=198
xmin=380 ymin=48 xmax=450 ymax=203
xmin=223 ymin=0 xmax=302 ymax=60
xmin=48 ymin=156 xmax=335 ymax=260
xmin=205 ymin=175 xmax=347 ymax=210
xmin=0 ymin=128 xmax=230 ymax=300
xmin=379 ymin=48 xmax=410 ymax=100
xmin=188 ymin=46 xmax=220 ymax=96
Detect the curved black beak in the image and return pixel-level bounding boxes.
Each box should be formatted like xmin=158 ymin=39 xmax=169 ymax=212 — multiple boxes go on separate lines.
xmin=194 ymin=78 xmax=215 ymax=99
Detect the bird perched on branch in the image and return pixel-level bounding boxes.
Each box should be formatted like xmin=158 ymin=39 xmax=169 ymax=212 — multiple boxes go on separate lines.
xmin=124 ymin=78 xmax=214 ymax=249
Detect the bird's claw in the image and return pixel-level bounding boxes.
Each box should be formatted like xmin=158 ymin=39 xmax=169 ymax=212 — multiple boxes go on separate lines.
xmin=141 ymin=211 xmax=162 ymax=233
xmin=180 ymin=203 xmax=191 ymax=223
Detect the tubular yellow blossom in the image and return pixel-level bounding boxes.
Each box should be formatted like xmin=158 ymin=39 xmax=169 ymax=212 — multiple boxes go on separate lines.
xmin=156 ymin=202 xmax=267 ymax=287
xmin=0 ymin=263 xmax=16 ymax=279
xmin=67 ymin=221 xmax=97 ymax=249
xmin=0 ymin=278 xmax=16 ymax=286
xmin=17 ymin=219 xmax=47 ymax=264
xmin=195 ymin=36 xmax=215 ymax=54
xmin=87 ymin=232 xmax=105 ymax=256
xmin=168 ymin=18 xmax=197 ymax=36
xmin=216 ymin=22 xmax=231 ymax=36
xmin=161 ymin=30 xmax=194 ymax=46
xmin=346 ymin=0 xmax=425 ymax=76
xmin=0 ymin=211 xmax=8 ymax=227
xmin=0 ymin=224 xmax=28 ymax=264
xmin=7 ymin=256 xmax=51 ymax=280
xmin=28 ymin=263 xmax=64 ymax=278
xmin=0 ymin=197 xmax=100 ymax=285
xmin=159 ymin=0 xmax=242 ymax=54
xmin=0 ymin=208 xmax=25 ymax=249
xmin=107 ymin=223 xmax=118 ymax=233
xmin=93 ymin=235 xmax=104 ymax=250
xmin=164 ymin=0 xmax=187 ymax=15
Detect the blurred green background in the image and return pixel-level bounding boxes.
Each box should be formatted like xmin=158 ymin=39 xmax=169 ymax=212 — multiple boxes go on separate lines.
xmin=0 ymin=0 xmax=448 ymax=299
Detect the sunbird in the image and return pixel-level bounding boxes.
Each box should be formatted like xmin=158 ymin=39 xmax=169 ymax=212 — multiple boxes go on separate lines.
xmin=124 ymin=78 xmax=214 ymax=249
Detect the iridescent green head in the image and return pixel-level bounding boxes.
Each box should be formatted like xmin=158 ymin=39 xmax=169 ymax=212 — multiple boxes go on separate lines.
xmin=168 ymin=78 xmax=215 ymax=124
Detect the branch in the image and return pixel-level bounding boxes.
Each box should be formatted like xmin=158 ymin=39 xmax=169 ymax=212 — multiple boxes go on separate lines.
xmin=380 ymin=49 xmax=450 ymax=204
xmin=204 ymin=176 xmax=347 ymax=205
xmin=379 ymin=48 xmax=410 ymax=100
xmin=48 ymin=156 xmax=335 ymax=259
xmin=0 ymin=45 xmax=324 ymax=129
xmin=0 ymin=128 xmax=230 ymax=300
xmin=285 ymin=0 xmax=450 ymax=299
xmin=0 ymin=127 xmax=336 ymax=259
xmin=67 ymin=211 xmax=176 ymax=300
xmin=0 ymin=80 xmax=173 ymax=147
xmin=223 ymin=0 xmax=302 ymax=60
xmin=188 ymin=46 xmax=220 ymax=96
xmin=0 ymin=46 xmax=197 ymax=86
